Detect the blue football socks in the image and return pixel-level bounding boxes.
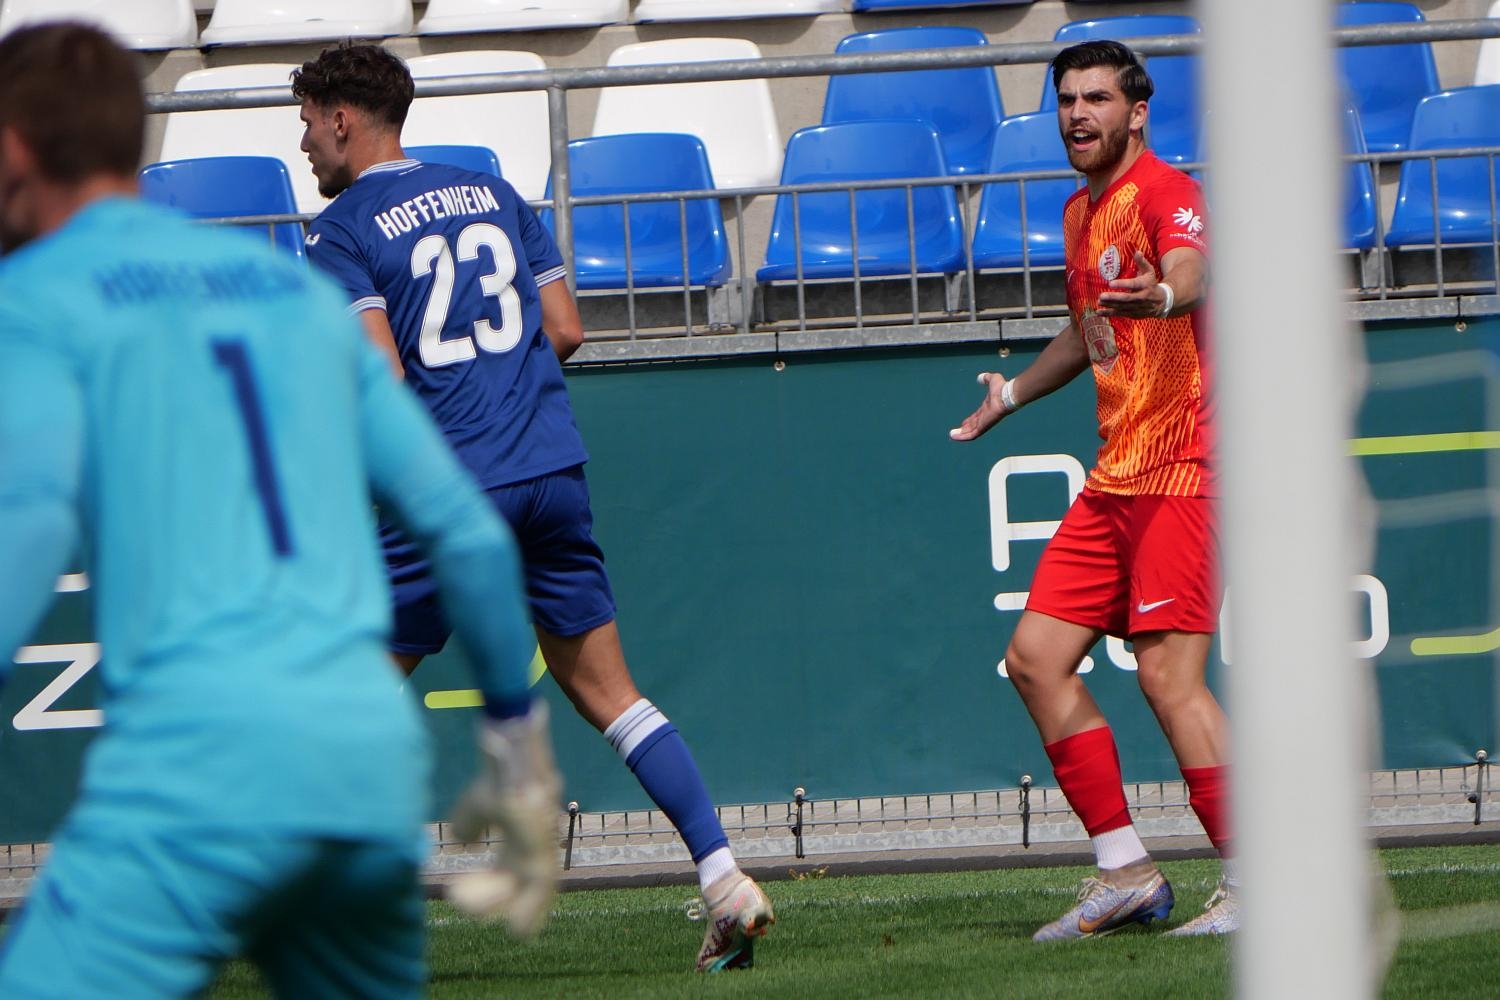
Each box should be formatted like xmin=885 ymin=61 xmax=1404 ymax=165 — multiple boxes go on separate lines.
xmin=605 ymin=699 xmax=731 ymax=869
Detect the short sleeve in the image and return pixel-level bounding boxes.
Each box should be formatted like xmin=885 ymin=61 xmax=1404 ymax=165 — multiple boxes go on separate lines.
xmin=514 ymin=194 xmax=566 ymax=288
xmin=306 ymin=216 xmax=385 ymax=314
xmin=1140 ymin=170 xmax=1209 ymax=258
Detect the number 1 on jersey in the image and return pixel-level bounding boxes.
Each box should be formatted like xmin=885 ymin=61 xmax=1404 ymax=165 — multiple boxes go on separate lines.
xmin=212 ymin=339 xmax=294 ymax=557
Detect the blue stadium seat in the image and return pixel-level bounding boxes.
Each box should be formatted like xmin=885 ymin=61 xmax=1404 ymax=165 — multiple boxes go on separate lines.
xmin=406 ymin=144 xmax=502 ymax=177
xmin=970 ymin=112 xmax=1078 ymax=269
xmin=1041 ymin=15 xmax=1202 ymax=165
xmin=1342 ymin=105 xmax=1379 ymax=251
xmin=542 ymin=134 xmax=730 ymax=290
xmin=759 ymin=120 xmax=965 ymax=282
xmin=851 ymin=1 xmax=1031 ymax=9
xmin=1335 ymin=2 xmax=1441 ymax=154
xmin=822 ymin=26 xmax=1004 ymax=176
xmin=1384 ymin=85 xmax=1500 ymax=248
xmin=138 ymin=156 xmax=306 ymax=261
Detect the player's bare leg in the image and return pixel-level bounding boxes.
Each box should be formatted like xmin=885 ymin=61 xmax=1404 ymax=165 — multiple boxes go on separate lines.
xmin=536 ymin=620 xmax=771 ymax=969
xmin=533 ymin=621 xmax=642 ymax=731
xmin=393 ymin=652 xmax=423 ymax=676
xmin=1132 ymin=631 xmax=1226 ymax=768
xmin=1004 ymin=610 xmax=1106 ymax=743
xmin=1007 ymin=610 xmax=1174 ymax=939
xmin=1133 ymin=630 xmax=1237 ymax=935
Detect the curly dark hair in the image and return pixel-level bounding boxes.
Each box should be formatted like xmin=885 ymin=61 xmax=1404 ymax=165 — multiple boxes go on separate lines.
xmin=291 ymin=43 xmax=415 ymax=130
xmin=0 ymin=22 xmax=144 ymax=182
xmin=1051 ymin=39 xmax=1155 ymax=106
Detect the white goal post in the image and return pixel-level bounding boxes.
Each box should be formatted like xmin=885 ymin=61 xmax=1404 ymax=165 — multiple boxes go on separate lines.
xmin=1202 ymin=0 xmax=1373 ymax=997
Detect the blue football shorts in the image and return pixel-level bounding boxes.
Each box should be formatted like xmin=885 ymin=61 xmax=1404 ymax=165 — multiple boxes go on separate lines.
xmin=0 ymin=820 xmax=425 ymax=999
xmin=384 ymin=464 xmax=618 ymax=654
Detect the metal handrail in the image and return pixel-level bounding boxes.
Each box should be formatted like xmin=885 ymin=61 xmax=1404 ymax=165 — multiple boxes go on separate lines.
xmin=145 ymin=19 xmax=1500 ymax=338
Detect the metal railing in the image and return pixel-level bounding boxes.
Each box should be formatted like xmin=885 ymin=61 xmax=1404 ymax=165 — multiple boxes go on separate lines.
xmin=1 ymin=758 xmax=1486 ymax=887
xmin=145 ymin=19 xmax=1500 ymax=353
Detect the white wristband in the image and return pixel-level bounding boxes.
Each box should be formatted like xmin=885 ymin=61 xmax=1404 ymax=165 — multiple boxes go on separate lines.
xmin=1000 ymin=377 xmax=1021 ymax=413
xmin=1156 ymin=282 xmax=1176 ymax=318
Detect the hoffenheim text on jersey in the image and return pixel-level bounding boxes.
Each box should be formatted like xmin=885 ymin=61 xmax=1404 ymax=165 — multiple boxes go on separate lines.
xmin=372 ymin=182 xmax=502 ymax=240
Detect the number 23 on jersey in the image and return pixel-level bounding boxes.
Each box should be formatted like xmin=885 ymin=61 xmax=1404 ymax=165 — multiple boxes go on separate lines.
xmin=410 ymin=221 xmax=523 ymax=368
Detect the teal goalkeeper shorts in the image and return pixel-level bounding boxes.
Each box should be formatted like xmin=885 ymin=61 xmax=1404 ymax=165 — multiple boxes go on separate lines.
xmin=0 ymin=819 xmax=425 ymax=999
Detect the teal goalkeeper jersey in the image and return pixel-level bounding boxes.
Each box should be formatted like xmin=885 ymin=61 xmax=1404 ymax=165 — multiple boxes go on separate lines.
xmin=0 ymin=198 xmax=529 ymax=842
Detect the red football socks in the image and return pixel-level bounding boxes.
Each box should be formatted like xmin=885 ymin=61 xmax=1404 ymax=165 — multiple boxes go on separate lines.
xmin=1181 ymin=763 xmax=1232 ymax=857
xmin=1044 ymin=726 xmax=1133 ymax=836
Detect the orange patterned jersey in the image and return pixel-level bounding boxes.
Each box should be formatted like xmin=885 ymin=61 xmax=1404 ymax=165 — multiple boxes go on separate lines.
xmin=1063 ymin=151 xmax=1214 ymax=497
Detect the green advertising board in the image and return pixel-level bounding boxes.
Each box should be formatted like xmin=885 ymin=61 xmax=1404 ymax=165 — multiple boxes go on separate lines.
xmin=1 ymin=318 xmax=1495 ymax=842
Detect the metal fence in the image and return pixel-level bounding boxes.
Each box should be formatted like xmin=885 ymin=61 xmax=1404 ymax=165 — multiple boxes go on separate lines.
xmin=535 ymin=756 xmax=1493 ymax=873
xmin=146 ymin=18 xmax=1500 ymax=358
xmin=0 ymin=757 xmax=1486 ymax=887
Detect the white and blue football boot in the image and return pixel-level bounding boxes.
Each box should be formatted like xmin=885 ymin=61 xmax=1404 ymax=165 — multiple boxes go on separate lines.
xmin=1033 ymin=865 xmax=1175 ymax=941
xmin=1166 ymin=880 xmax=1239 ymax=936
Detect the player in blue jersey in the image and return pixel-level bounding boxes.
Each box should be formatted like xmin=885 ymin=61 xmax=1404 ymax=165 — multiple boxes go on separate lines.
xmin=0 ymin=24 xmax=561 ymax=999
xmin=292 ymin=43 xmax=773 ymax=971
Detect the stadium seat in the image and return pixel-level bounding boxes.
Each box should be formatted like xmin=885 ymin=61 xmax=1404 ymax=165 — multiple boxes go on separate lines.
xmin=417 ymin=0 xmax=626 ymax=33
xmin=1384 ymin=85 xmax=1500 ymax=248
xmin=851 ymin=0 xmax=1032 ymax=9
xmin=158 ymin=65 xmax=326 ymax=215
xmin=405 ymin=144 xmax=502 ymax=177
xmin=401 ymin=51 xmax=550 ymax=202
xmin=592 ymin=38 xmax=782 ymax=191
xmin=822 ymin=27 xmax=1005 ymax=177
xmin=633 ymin=0 xmax=842 ymax=20
xmin=1334 ymin=2 xmax=1441 ymax=154
xmin=0 ymin=0 xmax=197 ymax=50
xmin=200 ymin=0 xmax=412 ymax=46
xmin=139 ymin=157 xmax=306 ymax=261
xmin=758 ymin=120 xmax=965 ymax=282
xmin=1342 ymin=105 xmax=1379 ymax=251
xmin=1474 ymin=1 xmax=1500 ymax=86
xmin=542 ymin=134 xmax=731 ymax=291
xmin=970 ymin=112 xmax=1078 ymax=269
xmin=1040 ymin=15 xmax=1202 ymax=165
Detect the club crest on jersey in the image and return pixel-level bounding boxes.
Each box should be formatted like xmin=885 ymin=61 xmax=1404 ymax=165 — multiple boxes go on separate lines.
xmin=1082 ymin=309 xmax=1118 ymax=374
xmin=1098 ymin=245 xmax=1122 ymax=282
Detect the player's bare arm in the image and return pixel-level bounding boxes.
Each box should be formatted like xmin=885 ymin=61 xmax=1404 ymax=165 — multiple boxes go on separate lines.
xmin=1097 ymin=247 xmax=1208 ymax=319
xmin=359 ymin=308 xmax=406 ymax=379
xmin=949 ymin=321 xmax=1090 ymax=442
xmin=539 ymin=280 xmax=585 ymax=362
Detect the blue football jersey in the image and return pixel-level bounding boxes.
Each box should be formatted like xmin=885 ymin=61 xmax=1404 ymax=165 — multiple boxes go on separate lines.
xmin=307 ymin=159 xmax=588 ymax=489
xmin=0 ymin=197 xmax=535 ymax=841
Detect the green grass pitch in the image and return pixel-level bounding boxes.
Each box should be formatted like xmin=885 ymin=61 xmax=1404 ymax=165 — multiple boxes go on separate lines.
xmin=203 ymin=843 xmax=1499 ymax=999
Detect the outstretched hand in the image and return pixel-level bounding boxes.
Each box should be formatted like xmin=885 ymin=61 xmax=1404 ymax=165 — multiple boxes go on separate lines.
xmin=949 ymin=371 xmax=1011 ymax=442
xmin=1097 ymin=251 xmax=1167 ymax=318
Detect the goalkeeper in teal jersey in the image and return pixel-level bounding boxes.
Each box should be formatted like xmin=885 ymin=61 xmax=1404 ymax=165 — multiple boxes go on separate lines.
xmin=0 ymin=24 xmax=560 ymax=999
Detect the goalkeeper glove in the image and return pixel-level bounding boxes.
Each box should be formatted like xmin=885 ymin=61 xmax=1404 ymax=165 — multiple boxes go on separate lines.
xmin=447 ymin=701 xmax=563 ymax=938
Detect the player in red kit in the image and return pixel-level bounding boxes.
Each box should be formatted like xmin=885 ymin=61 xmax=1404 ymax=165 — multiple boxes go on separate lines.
xmin=951 ymin=40 xmax=1234 ymax=939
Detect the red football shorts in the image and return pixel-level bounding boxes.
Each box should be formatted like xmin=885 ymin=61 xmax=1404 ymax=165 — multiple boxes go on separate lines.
xmin=1025 ymin=488 xmax=1220 ymax=638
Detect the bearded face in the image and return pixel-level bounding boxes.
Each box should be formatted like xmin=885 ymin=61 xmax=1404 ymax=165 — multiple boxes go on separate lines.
xmin=1056 ymin=66 xmax=1146 ymax=179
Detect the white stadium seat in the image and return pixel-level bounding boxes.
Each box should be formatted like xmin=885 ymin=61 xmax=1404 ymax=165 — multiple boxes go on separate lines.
xmin=417 ymin=0 xmax=626 ymax=34
xmin=158 ymin=65 xmax=328 ymax=215
xmin=200 ymin=0 xmax=412 ymax=47
xmin=1477 ymin=2 xmax=1500 ymax=86
xmin=402 ymin=51 xmax=552 ymax=202
xmin=591 ymin=38 xmax=783 ymax=191
xmin=633 ymin=0 xmax=843 ymax=22
xmin=0 ymin=0 xmax=197 ymax=50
